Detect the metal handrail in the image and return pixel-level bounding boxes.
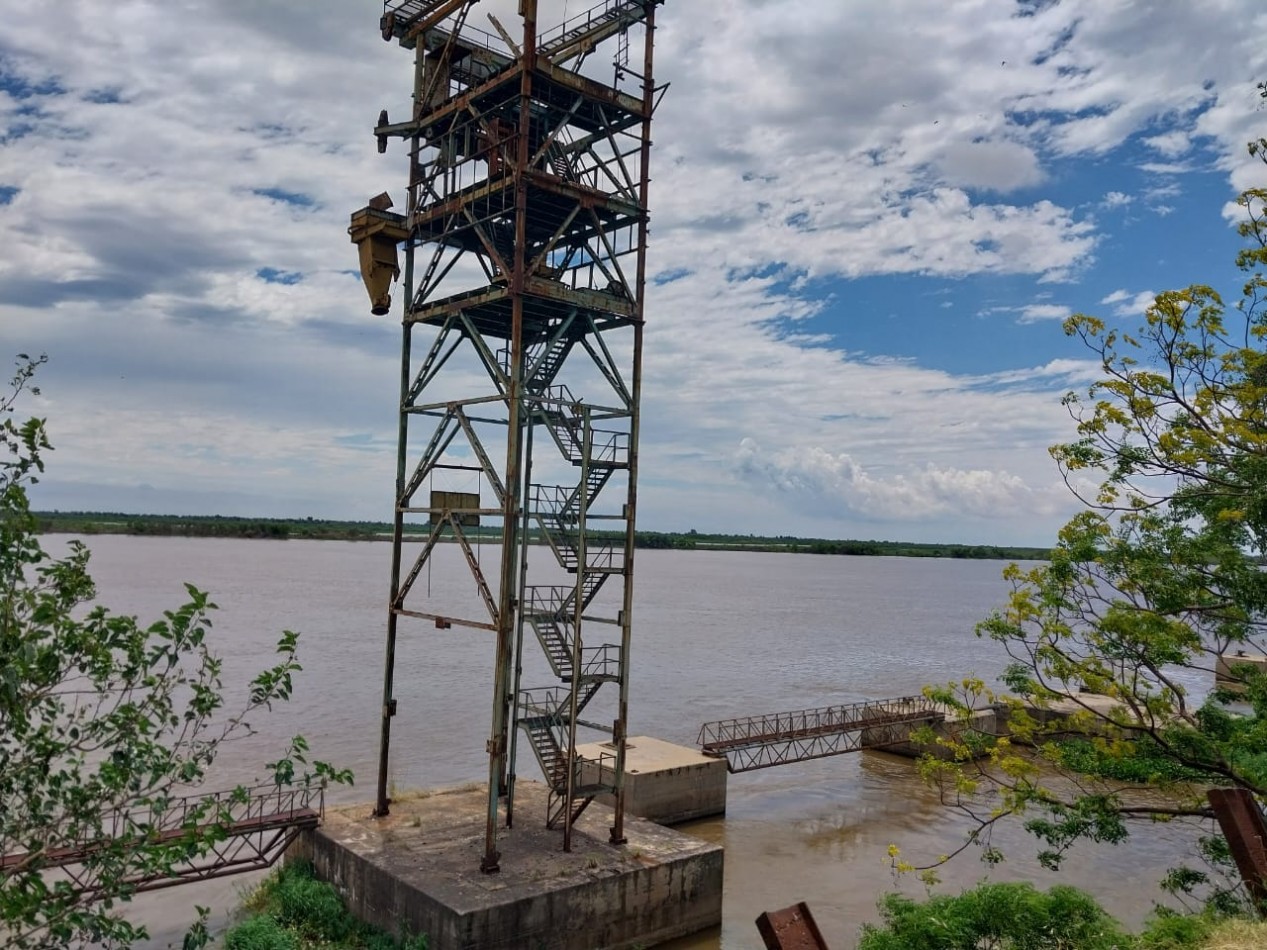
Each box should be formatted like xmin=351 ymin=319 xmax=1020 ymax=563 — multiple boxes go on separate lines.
xmin=539 ymin=0 xmax=645 ymax=54
xmin=1 ymin=783 xmax=324 ymax=875
xmin=579 ymin=642 xmax=621 ymax=679
xmin=698 ymin=697 xmax=941 ymax=751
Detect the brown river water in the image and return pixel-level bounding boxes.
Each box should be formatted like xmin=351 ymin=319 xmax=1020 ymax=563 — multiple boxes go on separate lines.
xmin=55 ymin=536 xmax=1211 ymax=948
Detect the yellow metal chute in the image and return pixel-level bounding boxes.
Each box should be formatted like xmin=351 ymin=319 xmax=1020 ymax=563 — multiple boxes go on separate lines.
xmin=348 ymin=193 xmax=409 ymax=316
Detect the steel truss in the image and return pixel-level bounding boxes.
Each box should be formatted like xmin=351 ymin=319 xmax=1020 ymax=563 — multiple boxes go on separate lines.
xmin=0 ymin=785 xmax=322 ymax=897
xmin=697 ymin=698 xmax=945 ymax=773
xmin=357 ymin=0 xmax=666 ymax=872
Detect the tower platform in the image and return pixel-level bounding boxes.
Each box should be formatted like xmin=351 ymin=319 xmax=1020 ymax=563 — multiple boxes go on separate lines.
xmin=289 ymin=781 xmax=723 ymax=949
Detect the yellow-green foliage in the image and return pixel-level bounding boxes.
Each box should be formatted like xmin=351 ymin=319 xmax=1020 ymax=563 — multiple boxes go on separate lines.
xmin=904 ymin=110 xmax=1267 ymax=914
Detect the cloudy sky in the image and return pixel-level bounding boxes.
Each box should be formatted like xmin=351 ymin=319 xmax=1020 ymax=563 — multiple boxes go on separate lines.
xmin=2 ymin=0 xmax=1265 ymax=546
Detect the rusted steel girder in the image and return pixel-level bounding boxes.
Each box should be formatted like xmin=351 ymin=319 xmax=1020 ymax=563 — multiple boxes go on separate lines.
xmin=1208 ymin=787 xmax=1267 ymax=915
xmin=756 ymin=902 xmax=830 ymax=950
xmin=0 ymin=785 xmax=322 ymax=896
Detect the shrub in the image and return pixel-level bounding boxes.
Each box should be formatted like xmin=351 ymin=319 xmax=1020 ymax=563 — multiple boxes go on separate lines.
xmin=857 ymin=881 xmax=1133 ymax=950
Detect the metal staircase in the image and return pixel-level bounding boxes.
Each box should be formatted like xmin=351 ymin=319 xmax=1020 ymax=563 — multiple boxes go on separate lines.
xmin=524 ymin=578 xmax=617 ymax=682
xmin=515 ymin=387 xmax=630 ymax=826
xmin=538 ymin=0 xmax=655 ymax=64
xmin=525 ymin=334 xmax=575 ymax=393
xmin=518 ymin=684 xmax=610 ymax=828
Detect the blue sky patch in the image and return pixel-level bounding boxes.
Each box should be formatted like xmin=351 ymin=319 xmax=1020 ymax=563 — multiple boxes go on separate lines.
xmin=653 ymin=267 xmax=691 ymax=285
xmin=256 ymin=267 xmax=303 ymax=285
xmin=0 ymin=65 xmax=64 ymax=100
xmin=84 ymin=87 xmax=124 ymax=104
xmin=252 ymin=187 xmax=317 ymax=208
xmin=0 ymin=186 xmax=18 ymax=205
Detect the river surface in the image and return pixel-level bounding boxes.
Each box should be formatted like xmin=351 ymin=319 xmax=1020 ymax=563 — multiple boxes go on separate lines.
xmin=57 ymin=536 xmax=1210 ymax=948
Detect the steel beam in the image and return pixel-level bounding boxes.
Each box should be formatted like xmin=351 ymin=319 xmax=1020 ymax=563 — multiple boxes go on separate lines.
xmin=1208 ymin=787 xmax=1267 ymax=915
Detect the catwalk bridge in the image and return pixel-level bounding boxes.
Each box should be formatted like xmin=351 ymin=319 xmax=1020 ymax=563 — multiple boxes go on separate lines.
xmin=0 ymin=784 xmax=322 ymax=896
xmin=698 ymin=696 xmax=945 ymax=773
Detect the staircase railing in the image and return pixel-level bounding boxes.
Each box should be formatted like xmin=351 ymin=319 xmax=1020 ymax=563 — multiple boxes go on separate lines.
xmin=524 ymin=586 xmax=621 ymax=681
xmin=538 ymin=0 xmax=650 ymax=60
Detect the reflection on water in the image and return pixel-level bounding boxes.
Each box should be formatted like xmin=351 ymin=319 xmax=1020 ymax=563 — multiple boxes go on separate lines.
xmin=57 ymin=537 xmax=1211 ymax=949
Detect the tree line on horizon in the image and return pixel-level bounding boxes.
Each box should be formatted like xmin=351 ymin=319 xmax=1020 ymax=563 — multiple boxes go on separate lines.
xmin=31 ymin=510 xmax=1051 ymax=561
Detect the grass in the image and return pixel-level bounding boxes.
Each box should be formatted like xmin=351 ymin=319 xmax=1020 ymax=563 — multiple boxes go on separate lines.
xmin=856 ymin=882 xmax=1267 ymax=950
xmin=1203 ymin=918 xmax=1267 ymax=949
xmin=225 ymin=862 xmax=426 ymax=950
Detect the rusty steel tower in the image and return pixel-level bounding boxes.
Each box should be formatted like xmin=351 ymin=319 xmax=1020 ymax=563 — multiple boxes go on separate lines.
xmin=349 ymin=0 xmax=665 ymax=872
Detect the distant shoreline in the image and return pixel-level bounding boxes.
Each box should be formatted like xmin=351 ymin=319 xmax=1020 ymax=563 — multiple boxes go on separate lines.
xmin=33 ymin=511 xmax=1050 ymax=561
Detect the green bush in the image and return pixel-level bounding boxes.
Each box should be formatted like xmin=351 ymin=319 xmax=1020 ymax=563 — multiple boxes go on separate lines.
xmin=857 ymin=881 xmax=1134 ymax=950
xmin=230 ymin=863 xmax=427 ymax=949
xmin=1136 ymin=910 xmax=1215 ymax=949
xmin=273 ymin=865 xmax=352 ymax=941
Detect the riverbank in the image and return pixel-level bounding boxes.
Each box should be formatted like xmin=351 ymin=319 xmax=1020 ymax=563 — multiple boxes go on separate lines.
xmin=34 ymin=511 xmax=1050 ymax=561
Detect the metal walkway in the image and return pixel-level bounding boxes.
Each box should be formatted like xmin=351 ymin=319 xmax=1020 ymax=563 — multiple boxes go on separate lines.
xmin=0 ymin=784 xmax=322 ymax=897
xmin=698 ymin=697 xmax=944 ymax=773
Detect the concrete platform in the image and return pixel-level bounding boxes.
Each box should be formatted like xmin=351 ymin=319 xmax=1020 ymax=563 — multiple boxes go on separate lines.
xmin=1217 ymin=652 xmax=1267 ymax=693
xmin=575 ymin=736 xmax=728 ymax=824
xmin=289 ymin=781 xmax=723 ymax=950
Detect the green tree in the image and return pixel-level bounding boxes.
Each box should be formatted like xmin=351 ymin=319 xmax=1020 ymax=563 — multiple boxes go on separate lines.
xmin=912 ymin=134 xmax=1267 ymax=912
xmin=0 ymin=355 xmax=351 ymax=948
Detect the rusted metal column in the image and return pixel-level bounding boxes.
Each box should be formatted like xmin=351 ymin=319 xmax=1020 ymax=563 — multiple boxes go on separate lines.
xmin=481 ymin=0 xmax=537 ymax=875
xmin=375 ymin=38 xmax=426 ymax=819
xmin=505 ymin=424 xmax=535 ymax=829
xmin=375 ymin=323 xmax=410 ymax=817
xmin=609 ymin=0 xmax=657 ymax=848
xmin=1208 ymin=787 xmax=1267 ymax=915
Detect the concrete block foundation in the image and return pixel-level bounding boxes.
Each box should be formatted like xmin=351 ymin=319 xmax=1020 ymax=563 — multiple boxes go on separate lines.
xmin=575 ymin=736 xmax=728 ymax=825
xmin=289 ymin=781 xmax=723 ymax=950
xmin=1216 ymin=652 xmax=1267 ymax=694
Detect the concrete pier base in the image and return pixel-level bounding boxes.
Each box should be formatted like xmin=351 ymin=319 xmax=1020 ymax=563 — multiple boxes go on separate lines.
xmin=575 ymin=736 xmax=728 ymax=825
xmin=1216 ymin=652 xmax=1267 ymax=694
xmin=289 ymin=781 xmax=723 ymax=950
xmin=873 ymin=707 xmax=1005 ymax=760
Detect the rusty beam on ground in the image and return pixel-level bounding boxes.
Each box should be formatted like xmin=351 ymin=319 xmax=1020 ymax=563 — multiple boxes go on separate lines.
xmin=1208 ymin=787 xmax=1267 ymax=915
xmin=756 ymin=901 xmax=830 ymax=950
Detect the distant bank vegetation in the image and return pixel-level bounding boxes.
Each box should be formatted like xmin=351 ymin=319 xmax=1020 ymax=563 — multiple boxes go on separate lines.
xmin=34 ymin=512 xmax=1050 ymax=561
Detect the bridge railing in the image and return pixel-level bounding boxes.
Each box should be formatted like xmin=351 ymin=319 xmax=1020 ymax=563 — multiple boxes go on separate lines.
xmin=2 ymin=783 xmax=324 ymax=876
xmin=697 ymin=696 xmax=942 ymax=753
xmin=104 ymin=783 xmax=324 ymax=842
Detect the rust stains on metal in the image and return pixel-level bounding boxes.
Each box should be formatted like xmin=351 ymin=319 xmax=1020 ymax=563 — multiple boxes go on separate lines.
xmin=364 ymin=0 xmax=666 ymax=873
xmin=1208 ymin=787 xmax=1267 ymax=915
xmin=756 ymin=902 xmax=830 ymax=950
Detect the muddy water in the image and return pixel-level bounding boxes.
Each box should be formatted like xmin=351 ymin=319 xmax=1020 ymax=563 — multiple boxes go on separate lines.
xmin=57 ymin=536 xmax=1209 ymax=948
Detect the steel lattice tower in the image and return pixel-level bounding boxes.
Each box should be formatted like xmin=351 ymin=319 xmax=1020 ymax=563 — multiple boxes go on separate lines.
xmin=349 ymin=0 xmax=664 ymax=872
